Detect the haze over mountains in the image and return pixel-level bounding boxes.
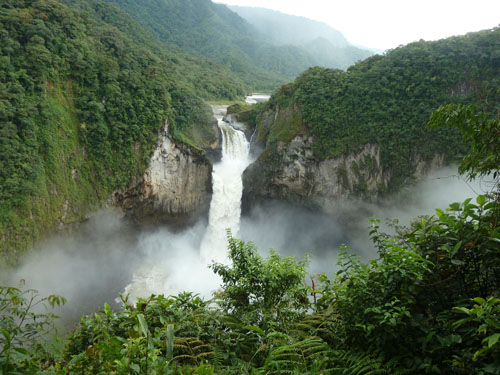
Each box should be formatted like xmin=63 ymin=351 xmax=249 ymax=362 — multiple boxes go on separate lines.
xmin=229 ymin=5 xmax=373 ymax=69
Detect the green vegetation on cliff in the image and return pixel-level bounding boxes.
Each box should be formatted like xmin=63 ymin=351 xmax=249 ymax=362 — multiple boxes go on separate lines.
xmin=60 ymin=0 xmax=247 ymax=101
xmin=252 ymin=27 xmax=500 ymax=190
xmin=0 ymin=0 xmax=244 ymax=262
xmin=2 ymin=195 xmax=499 ymax=374
xmin=1 ymin=104 xmax=499 ymax=375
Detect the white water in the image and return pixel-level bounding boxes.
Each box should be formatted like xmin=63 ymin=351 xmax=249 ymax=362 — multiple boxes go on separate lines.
xmin=200 ymin=106 xmax=251 ymax=263
xmin=246 ymin=93 xmax=270 ymax=105
xmin=122 ymin=105 xmax=251 ymax=301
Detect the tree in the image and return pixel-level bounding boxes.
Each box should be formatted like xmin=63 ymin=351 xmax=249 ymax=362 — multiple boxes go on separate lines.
xmin=210 ymin=232 xmax=309 ymax=330
xmin=0 ymin=286 xmax=65 ymax=374
xmin=428 ymin=103 xmax=500 ymax=183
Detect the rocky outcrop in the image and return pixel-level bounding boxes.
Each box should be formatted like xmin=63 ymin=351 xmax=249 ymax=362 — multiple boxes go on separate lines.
xmin=242 ymin=135 xmax=444 ymax=213
xmin=223 ymin=113 xmax=256 ymax=142
xmin=116 ymin=124 xmax=213 ymax=226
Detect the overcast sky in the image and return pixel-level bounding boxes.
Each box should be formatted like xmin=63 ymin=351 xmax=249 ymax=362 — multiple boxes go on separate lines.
xmin=215 ymin=0 xmax=500 ymax=51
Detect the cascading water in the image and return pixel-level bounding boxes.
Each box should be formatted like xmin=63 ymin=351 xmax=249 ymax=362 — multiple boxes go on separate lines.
xmin=122 ymin=104 xmax=254 ymax=301
xmin=200 ymin=106 xmax=251 ymax=264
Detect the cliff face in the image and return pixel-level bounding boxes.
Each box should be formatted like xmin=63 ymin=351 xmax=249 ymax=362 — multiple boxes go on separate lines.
xmin=241 ymin=104 xmax=445 ymax=213
xmin=244 ymin=136 xmax=382 ymax=211
xmin=243 ymin=134 xmax=445 ymax=212
xmin=116 ymin=124 xmax=214 ymax=226
xmin=238 ymin=26 xmax=500 ymax=212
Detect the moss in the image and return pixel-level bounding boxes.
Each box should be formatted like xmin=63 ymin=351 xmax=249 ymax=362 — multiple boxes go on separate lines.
xmin=351 ymin=161 xmax=361 ymax=177
xmin=360 ymin=155 xmax=377 ymax=174
xmin=252 ymin=29 xmax=500 ymax=191
xmin=265 ymin=106 xmax=308 ymax=145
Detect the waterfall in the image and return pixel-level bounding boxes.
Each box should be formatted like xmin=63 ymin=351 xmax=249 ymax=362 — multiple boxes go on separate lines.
xmin=200 ymin=106 xmax=251 ymax=264
xmin=121 ymin=105 xmax=252 ymax=302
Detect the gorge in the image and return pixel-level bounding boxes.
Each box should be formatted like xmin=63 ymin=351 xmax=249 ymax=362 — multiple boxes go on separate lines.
xmin=1 ymin=2 xmax=499 ymax=373
xmin=6 ymin=100 xmax=485 ymax=319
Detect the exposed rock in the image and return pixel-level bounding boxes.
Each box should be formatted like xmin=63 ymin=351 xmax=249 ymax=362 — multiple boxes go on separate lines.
xmin=116 ymin=124 xmax=213 ymax=226
xmin=223 ymin=113 xmax=253 ymax=140
xmin=414 ymin=153 xmax=445 ymax=178
xmin=243 ymin=135 xmax=444 ymax=213
xmin=450 ymin=80 xmax=476 ymax=98
xmin=201 ymin=114 xmax=223 ymax=163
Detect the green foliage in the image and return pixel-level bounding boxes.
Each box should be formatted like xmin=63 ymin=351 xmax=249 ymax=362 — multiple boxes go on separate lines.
xmin=3 ymin=27 xmax=500 ymax=371
xmin=316 ymin=194 xmax=500 ymax=373
xmin=0 ymin=286 xmax=65 ymax=374
xmin=211 ymin=232 xmax=310 ymax=331
xmin=63 ymin=293 xmax=217 ymax=374
xmin=61 ymin=0 xmax=247 ymax=101
xmin=428 ymin=103 xmax=500 ymax=181
xmin=322 ymin=240 xmax=433 ymax=355
xmin=453 ymin=297 xmax=500 ymax=373
xmin=0 ymin=0 xmax=237 ymax=260
xmin=1 ymin=192 xmax=499 ymax=374
xmin=95 ymin=0 xmax=318 ymax=91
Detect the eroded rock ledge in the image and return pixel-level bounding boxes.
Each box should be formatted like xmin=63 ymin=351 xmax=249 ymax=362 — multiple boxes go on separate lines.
xmin=116 ymin=125 xmax=213 ymax=226
xmin=242 ymin=134 xmax=443 ymax=213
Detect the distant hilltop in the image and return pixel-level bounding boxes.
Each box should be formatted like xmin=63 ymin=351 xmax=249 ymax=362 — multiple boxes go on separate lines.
xmin=229 ymin=5 xmax=373 ymax=69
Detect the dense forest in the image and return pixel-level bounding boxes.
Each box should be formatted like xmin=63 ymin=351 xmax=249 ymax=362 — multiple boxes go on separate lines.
xmin=1 ymin=0 xmax=500 ymax=373
xmin=0 ymin=0 xmax=245 ymax=262
xmin=241 ymin=27 xmax=500 ymax=192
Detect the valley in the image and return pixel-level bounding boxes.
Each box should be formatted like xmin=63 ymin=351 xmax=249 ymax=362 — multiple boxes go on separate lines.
xmin=0 ymin=1 xmax=499 ymax=374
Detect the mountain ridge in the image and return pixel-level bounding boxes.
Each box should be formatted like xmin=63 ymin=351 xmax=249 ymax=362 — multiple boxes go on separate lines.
xmin=228 ymin=5 xmax=373 ymax=69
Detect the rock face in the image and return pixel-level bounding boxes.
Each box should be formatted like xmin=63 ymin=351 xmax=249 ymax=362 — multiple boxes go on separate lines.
xmin=117 ymin=124 xmax=213 ymax=226
xmin=242 ymin=134 xmax=444 ymax=213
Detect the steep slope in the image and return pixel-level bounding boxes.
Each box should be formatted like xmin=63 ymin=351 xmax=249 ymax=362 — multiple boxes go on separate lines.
xmin=229 ymin=6 xmax=373 ymax=69
xmin=304 ymin=37 xmax=373 ymax=70
xmin=61 ymin=0 xmax=247 ymax=101
xmin=240 ymin=28 xmax=500 ymax=210
xmin=98 ymin=0 xmax=318 ymax=90
xmin=0 ymin=0 xmax=228 ymax=263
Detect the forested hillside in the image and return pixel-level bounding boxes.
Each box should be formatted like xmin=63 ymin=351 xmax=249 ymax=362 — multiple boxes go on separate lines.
xmin=0 ymin=0 xmax=244 ymax=262
xmin=3 ymin=179 xmax=500 ymax=374
xmin=61 ymin=0 xmax=247 ymax=101
xmin=95 ymin=0 xmax=325 ymax=90
xmin=242 ymin=27 xmax=500 ymax=197
xmin=3 ymin=91 xmax=499 ymax=374
xmin=229 ymin=5 xmax=373 ymax=69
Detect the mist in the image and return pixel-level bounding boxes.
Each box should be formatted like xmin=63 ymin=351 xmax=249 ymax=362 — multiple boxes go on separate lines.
xmin=3 ymin=210 xmax=141 ymax=324
xmin=241 ymin=166 xmax=489 ymax=276
xmin=4 ymin=165 xmax=490 ymax=326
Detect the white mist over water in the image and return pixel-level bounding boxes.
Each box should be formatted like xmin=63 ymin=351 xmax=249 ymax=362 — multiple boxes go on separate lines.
xmin=123 ymin=105 xmax=251 ymax=301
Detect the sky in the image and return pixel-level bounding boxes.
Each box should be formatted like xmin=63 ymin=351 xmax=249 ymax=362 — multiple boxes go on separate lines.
xmin=214 ymin=0 xmax=500 ymax=51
